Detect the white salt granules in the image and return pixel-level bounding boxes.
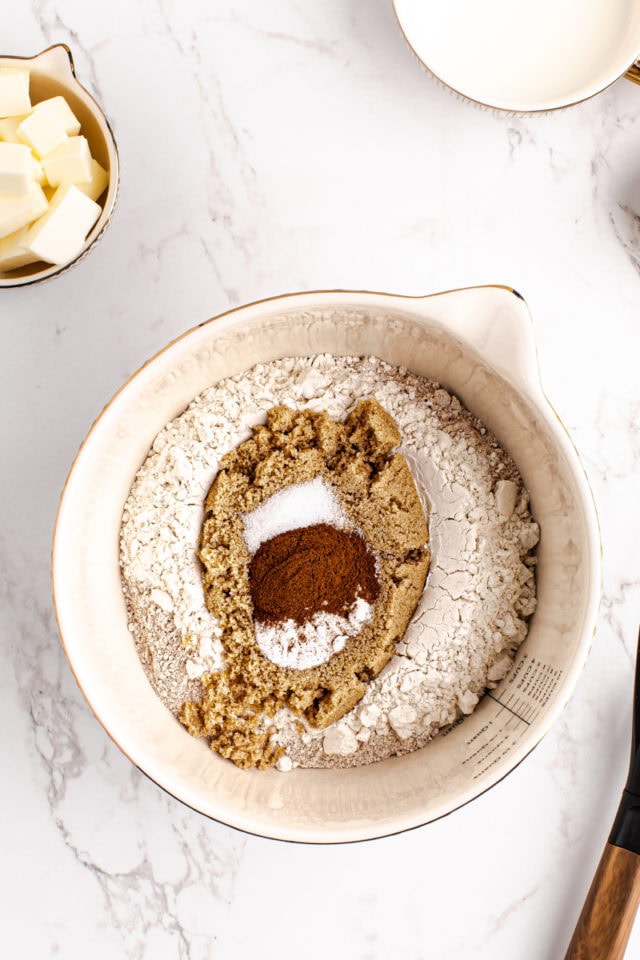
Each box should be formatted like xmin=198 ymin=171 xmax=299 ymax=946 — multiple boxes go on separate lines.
xmin=242 ymin=477 xmax=346 ymax=554
xmin=120 ymin=355 xmax=539 ymax=769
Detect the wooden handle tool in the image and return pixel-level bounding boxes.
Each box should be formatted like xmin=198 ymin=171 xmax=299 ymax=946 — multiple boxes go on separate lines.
xmin=564 ymin=629 xmax=640 ymax=960
xmin=564 ymin=843 xmax=640 ymax=959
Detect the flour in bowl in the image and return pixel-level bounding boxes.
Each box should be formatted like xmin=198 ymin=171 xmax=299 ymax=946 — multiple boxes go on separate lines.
xmin=120 ymin=355 xmax=538 ymax=769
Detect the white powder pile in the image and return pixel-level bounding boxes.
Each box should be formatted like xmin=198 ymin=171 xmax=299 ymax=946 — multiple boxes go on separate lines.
xmin=242 ymin=477 xmax=346 ymax=554
xmin=255 ymin=597 xmax=373 ymax=670
xmin=120 ymin=355 xmax=539 ymax=769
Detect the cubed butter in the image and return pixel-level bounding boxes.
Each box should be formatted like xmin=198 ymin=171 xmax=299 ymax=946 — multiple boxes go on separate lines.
xmin=38 ymin=95 xmax=81 ymax=136
xmin=24 ymin=184 xmax=100 ymax=265
xmin=17 ymin=96 xmax=80 ymax=158
xmin=42 ymin=135 xmax=91 ymax=186
xmin=0 ymin=115 xmax=29 ymax=143
xmin=0 ymin=68 xmax=31 ymax=119
xmin=0 ymin=180 xmax=48 ymax=239
xmin=0 ymin=122 xmax=47 ymax=183
xmin=75 ymin=157 xmax=108 ymax=201
xmin=0 ymin=225 xmax=39 ymax=272
xmin=30 ymin=155 xmax=46 ymax=185
xmin=0 ymin=142 xmax=33 ymax=195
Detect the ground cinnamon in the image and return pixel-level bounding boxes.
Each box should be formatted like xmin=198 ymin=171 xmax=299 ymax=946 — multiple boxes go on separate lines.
xmin=249 ymin=522 xmax=380 ymax=625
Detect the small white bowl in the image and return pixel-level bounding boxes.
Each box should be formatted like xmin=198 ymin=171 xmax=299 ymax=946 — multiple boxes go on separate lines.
xmin=0 ymin=44 xmax=119 ymax=287
xmin=52 ymin=285 xmax=601 ymax=842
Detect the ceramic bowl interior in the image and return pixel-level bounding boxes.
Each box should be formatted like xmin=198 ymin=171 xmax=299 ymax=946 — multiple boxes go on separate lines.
xmin=0 ymin=45 xmax=119 ymax=287
xmin=393 ymin=0 xmax=640 ymax=112
xmin=52 ymin=286 xmax=601 ymax=842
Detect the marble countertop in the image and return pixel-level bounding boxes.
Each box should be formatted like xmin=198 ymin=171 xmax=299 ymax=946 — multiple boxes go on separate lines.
xmin=2 ymin=2 xmax=640 ymax=957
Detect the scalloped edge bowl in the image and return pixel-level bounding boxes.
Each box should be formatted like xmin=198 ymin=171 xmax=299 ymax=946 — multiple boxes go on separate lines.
xmin=0 ymin=44 xmax=119 ymax=287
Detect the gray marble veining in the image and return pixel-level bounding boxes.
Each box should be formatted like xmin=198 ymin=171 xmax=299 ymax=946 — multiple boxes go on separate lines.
xmin=1 ymin=0 xmax=640 ymax=957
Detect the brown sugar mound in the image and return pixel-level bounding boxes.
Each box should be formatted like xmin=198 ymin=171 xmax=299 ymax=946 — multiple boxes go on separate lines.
xmin=179 ymin=398 xmax=430 ymax=769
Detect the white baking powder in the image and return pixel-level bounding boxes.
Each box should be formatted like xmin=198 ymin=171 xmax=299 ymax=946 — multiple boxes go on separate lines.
xmin=255 ymin=597 xmax=373 ymax=670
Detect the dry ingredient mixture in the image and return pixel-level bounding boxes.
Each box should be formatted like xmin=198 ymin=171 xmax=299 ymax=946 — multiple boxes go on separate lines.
xmin=180 ymin=400 xmax=430 ymax=768
xmin=241 ymin=477 xmax=377 ymax=671
xmin=120 ymin=355 xmax=539 ymax=771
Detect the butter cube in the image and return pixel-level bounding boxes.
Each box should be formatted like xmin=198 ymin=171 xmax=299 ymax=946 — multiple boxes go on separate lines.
xmin=30 ymin=155 xmax=46 ymax=185
xmin=42 ymin=135 xmax=91 ymax=186
xmin=0 ymin=115 xmax=29 ymax=143
xmin=0 ymin=225 xmax=39 ymax=271
xmin=24 ymin=184 xmax=100 ymax=265
xmin=75 ymin=157 xmax=108 ymax=201
xmin=0 ymin=142 xmax=32 ymax=195
xmin=0 ymin=180 xmax=48 ymax=239
xmin=0 ymin=123 xmax=47 ymax=183
xmin=18 ymin=96 xmax=80 ymax=157
xmin=39 ymin=96 xmax=81 ymax=136
xmin=0 ymin=68 xmax=31 ymax=119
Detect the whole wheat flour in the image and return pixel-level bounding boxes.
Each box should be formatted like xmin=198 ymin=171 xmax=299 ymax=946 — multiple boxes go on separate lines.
xmin=120 ymin=355 xmax=539 ymax=769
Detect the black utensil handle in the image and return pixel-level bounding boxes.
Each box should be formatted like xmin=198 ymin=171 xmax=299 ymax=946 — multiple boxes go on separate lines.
xmin=610 ymin=791 xmax=640 ymax=856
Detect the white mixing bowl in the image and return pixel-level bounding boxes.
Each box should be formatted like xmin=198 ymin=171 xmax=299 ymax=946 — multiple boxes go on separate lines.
xmin=393 ymin=0 xmax=640 ymax=112
xmin=52 ymin=285 xmax=601 ymax=842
